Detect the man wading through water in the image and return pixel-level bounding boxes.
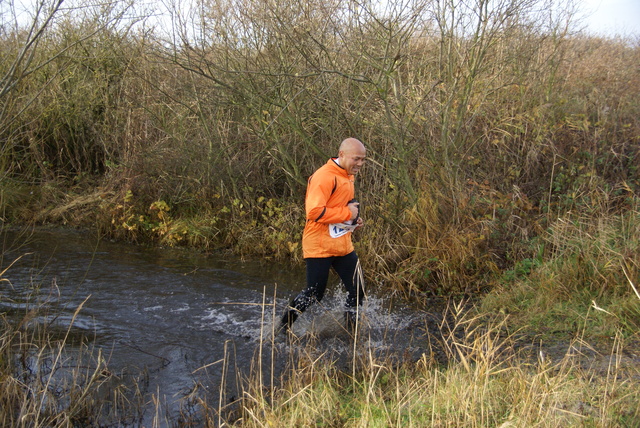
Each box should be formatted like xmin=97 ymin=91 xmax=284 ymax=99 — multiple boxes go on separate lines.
xmin=278 ymin=138 xmax=366 ymax=336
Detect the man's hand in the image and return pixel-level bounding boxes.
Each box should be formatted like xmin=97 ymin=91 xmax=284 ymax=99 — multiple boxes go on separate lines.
xmin=347 ymin=201 xmax=359 ymax=222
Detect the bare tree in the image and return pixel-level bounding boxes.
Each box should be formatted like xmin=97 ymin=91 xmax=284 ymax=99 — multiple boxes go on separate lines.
xmin=1 ymin=0 xmax=65 ymax=124
xmin=0 ymin=0 xmax=135 ymax=171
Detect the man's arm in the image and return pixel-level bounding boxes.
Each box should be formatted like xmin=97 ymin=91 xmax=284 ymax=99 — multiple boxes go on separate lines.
xmin=306 ymin=174 xmax=352 ymax=224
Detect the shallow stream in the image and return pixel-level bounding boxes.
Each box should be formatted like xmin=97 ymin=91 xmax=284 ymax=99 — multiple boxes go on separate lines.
xmin=0 ymin=228 xmax=437 ymax=426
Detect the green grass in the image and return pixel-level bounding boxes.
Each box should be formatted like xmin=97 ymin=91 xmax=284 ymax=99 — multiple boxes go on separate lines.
xmin=482 ymin=209 xmax=640 ymax=341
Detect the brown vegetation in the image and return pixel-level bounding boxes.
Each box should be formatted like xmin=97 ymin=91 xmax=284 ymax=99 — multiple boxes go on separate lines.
xmin=1 ymin=0 xmax=638 ymax=297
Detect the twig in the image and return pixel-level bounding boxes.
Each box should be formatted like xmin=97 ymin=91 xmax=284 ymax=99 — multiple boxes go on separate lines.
xmin=622 ymin=263 xmax=640 ymax=301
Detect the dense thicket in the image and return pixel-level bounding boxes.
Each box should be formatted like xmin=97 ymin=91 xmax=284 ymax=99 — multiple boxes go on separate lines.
xmin=1 ymin=0 xmax=638 ymax=295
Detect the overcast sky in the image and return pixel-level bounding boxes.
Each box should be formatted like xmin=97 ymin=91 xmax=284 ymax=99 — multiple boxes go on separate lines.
xmin=580 ymin=0 xmax=640 ymax=36
xmin=5 ymin=0 xmax=639 ymax=38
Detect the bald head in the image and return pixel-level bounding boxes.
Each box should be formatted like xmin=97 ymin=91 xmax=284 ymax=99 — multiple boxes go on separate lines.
xmin=338 ymin=138 xmax=366 ymax=175
xmin=339 ymin=138 xmax=365 ymax=153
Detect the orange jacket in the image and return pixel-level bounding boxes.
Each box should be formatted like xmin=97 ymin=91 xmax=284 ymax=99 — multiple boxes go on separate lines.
xmin=302 ymin=158 xmax=356 ymax=258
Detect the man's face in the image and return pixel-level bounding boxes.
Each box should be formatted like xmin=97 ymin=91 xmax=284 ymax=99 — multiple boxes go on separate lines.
xmin=339 ymin=146 xmax=366 ymax=175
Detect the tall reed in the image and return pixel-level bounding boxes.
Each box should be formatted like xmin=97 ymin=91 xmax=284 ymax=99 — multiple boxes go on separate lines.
xmin=227 ymin=296 xmax=639 ymax=427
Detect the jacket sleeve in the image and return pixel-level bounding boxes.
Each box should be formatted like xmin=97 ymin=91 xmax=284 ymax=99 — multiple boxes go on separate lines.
xmin=306 ymin=173 xmax=351 ymax=224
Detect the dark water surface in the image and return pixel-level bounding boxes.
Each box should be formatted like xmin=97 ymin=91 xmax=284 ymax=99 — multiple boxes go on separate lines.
xmin=1 ymin=227 xmax=433 ymax=426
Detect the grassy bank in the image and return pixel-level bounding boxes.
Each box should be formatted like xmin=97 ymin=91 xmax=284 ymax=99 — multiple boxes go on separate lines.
xmin=481 ymin=208 xmax=640 ymax=342
xmin=234 ymin=317 xmax=639 ymax=427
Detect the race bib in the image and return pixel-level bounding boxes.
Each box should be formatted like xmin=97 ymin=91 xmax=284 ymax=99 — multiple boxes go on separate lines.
xmin=329 ymin=223 xmax=357 ymax=238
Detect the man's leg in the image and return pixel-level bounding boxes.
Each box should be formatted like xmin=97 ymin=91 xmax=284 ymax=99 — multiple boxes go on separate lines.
xmin=332 ymin=251 xmax=365 ymax=329
xmin=280 ymin=257 xmax=333 ymax=331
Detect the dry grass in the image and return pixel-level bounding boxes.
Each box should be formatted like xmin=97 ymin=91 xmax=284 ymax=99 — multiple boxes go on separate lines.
xmin=229 ymin=300 xmax=640 ymax=427
xmin=1 ymin=298 xmax=107 ymax=426
xmin=481 ymin=207 xmax=640 ymax=340
xmin=0 ymin=266 xmax=151 ymax=427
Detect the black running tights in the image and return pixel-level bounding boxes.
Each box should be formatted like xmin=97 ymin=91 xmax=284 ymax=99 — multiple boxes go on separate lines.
xmin=282 ymin=251 xmax=365 ymax=327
